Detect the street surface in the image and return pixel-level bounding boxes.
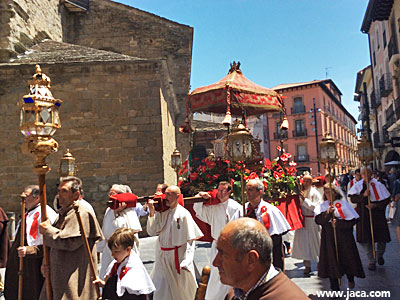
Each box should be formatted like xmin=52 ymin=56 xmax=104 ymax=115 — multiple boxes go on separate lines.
xmin=139 ymin=223 xmax=400 ymax=300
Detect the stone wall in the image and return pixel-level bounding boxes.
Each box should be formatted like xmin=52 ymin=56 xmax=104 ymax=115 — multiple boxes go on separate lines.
xmin=0 ymin=0 xmax=63 ymax=61
xmin=0 ymin=60 xmax=168 ymax=217
xmin=63 ymin=0 xmax=192 ymax=154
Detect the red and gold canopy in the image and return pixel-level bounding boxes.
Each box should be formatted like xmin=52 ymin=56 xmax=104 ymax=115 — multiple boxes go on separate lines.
xmin=188 ymin=62 xmax=285 ymax=116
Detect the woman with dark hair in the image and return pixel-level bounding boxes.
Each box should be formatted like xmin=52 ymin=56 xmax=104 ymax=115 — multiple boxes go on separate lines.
xmin=314 ymin=183 xmax=365 ymax=291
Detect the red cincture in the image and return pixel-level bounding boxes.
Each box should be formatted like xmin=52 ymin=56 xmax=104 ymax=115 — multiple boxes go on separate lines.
xmin=29 ymin=211 xmax=40 ymax=239
xmin=370 ymin=182 xmax=380 ymax=201
xmin=334 ymin=203 xmax=345 ymax=220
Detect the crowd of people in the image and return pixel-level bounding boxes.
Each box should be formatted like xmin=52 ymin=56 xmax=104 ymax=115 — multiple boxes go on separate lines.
xmin=0 ymin=165 xmax=399 ymax=299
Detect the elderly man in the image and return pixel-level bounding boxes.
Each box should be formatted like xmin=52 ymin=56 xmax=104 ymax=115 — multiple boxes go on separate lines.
xmin=291 ymin=172 xmax=322 ymax=275
xmin=147 ymin=185 xmax=203 ymax=300
xmin=4 ymin=185 xmax=58 ymax=300
xmin=231 ymin=178 xmax=291 ymax=271
xmin=97 ymin=184 xmax=142 ymax=279
xmin=195 ymin=181 xmax=242 ymax=300
xmin=348 ymin=167 xmax=391 ymax=271
xmin=214 ymin=218 xmax=309 ymax=300
xmin=38 ymin=176 xmax=103 ymax=300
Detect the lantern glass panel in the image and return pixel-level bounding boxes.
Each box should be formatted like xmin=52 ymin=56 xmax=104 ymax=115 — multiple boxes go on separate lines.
xmin=328 ymin=147 xmax=336 ymax=160
xmin=20 ymin=109 xmax=24 ymax=126
xmin=39 ymin=107 xmax=51 ymax=123
xmin=364 ymin=146 xmax=371 ymax=157
xmin=60 ymin=162 xmax=69 ymax=175
xmin=244 ymin=139 xmax=252 ymax=158
xmin=233 ymin=140 xmax=243 ymax=159
xmin=25 ymin=110 xmax=35 ymax=123
xmin=69 ymin=163 xmax=75 ymax=173
xmin=320 ymin=147 xmax=328 ymax=160
xmin=54 ymin=110 xmax=60 ymax=126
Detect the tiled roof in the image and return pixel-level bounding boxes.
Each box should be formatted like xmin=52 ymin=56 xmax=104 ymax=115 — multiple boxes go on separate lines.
xmin=2 ymin=40 xmax=147 ymax=65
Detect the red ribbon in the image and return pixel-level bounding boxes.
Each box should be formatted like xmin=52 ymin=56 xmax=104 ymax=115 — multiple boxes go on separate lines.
xmin=29 ymin=211 xmax=40 ymax=239
xmin=161 ymin=246 xmax=182 ymax=274
xmin=350 ymin=179 xmax=354 ymax=188
xmin=334 ymin=202 xmax=345 ymax=220
xmin=260 ymin=206 xmax=270 ymax=229
xmin=109 ymin=262 xmax=121 ymax=277
xmin=370 ymin=182 xmax=380 ymax=201
xmin=119 ymin=266 xmax=130 ymax=280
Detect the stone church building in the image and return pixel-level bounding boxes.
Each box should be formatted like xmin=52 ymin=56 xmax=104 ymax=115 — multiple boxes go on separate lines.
xmin=0 ymin=0 xmax=192 ymax=216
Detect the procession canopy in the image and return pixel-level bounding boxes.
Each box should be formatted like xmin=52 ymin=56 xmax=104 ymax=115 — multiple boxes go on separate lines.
xmin=188 ymin=62 xmax=285 ymax=116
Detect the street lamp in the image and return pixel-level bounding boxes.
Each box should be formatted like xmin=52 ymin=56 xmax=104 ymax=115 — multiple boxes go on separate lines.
xmin=59 ymin=149 xmax=77 ymax=177
xmin=19 ymin=65 xmax=62 ymax=300
xmin=170 ymin=149 xmax=182 ymax=183
xmin=318 ymin=131 xmax=339 ymax=283
xmin=310 ymin=98 xmax=321 ymax=174
xmin=226 ymin=122 xmax=254 ymax=215
xmin=357 ymin=134 xmax=376 ymax=259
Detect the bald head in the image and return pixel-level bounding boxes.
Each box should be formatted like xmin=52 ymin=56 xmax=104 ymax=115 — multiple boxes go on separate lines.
xmin=165 ymin=185 xmax=181 ymax=208
xmin=220 ymin=218 xmax=273 ymax=266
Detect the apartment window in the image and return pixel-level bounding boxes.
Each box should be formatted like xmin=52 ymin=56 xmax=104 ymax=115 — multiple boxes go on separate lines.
xmin=292 ymin=97 xmax=304 ymax=114
xmin=275 ymin=122 xmax=288 ymax=139
xmin=293 ymin=119 xmax=306 ymax=137
xmin=296 ymin=144 xmax=308 ymax=162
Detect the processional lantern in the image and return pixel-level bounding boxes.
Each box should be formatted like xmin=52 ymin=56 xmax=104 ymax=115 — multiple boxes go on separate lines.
xmin=319 ymin=132 xmax=337 ymax=164
xmin=59 ymin=149 xmax=77 ymax=177
xmin=357 ymin=134 xmax=373 ymax=166
xmin=19 ymin=65 xmax=62 ymax=169
xmin=280 ymin=115 xmax=289 ymax=131
xmin=170 ymin=148 xmax=182 ymax=172
xmin=226 ymin=122 xmax=254 ymax=162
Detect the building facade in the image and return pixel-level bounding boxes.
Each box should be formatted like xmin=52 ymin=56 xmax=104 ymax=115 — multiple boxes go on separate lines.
xmin=360 ymin=0 xmax=400 ymax=169
xmin=0 ymin=0 xmax=192 ymax=215
xmin=270 ymin=80 xmax=358 ymax=177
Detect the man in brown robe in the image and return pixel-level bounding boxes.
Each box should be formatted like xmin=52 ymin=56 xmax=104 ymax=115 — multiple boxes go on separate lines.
xmin=213 ymin=217 xmax=309 ymax=300
xmin=39 ymin=176 xmax=103 ymax=300
xmin=348 ymin=167 xmax=391 ymax=271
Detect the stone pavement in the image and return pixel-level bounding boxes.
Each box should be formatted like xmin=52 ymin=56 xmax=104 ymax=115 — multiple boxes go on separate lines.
xmin=139 ymin=223 xmax=400 ymax=299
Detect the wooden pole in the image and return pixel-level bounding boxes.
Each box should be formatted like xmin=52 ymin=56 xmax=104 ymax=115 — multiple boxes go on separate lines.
xmin=194 ymin=266 xmax=211 ymax=300
xmin=18 ymin=195 xmax=26 ymax=300
xmin=38 ymin=173 xmax=52 ymax=300
xmin=364 ymin=165 xmax=376 ymax=260
xmin=328 ymin=165 xmax=340 ymax=287
xmin=73 ymin=205 xmax=102 ymax=300
xmin=241 ymin=166 xmax=246 ymax=216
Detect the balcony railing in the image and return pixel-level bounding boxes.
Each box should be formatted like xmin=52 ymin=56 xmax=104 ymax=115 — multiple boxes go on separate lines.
xmin=385 ymin=105 xmax=395 ymax=128
xmin=294 ymin=154 xmax=309 ymax=163
xmin=273 ymin=131 xmax=288 ymax=140
xmin=292 ymin=129 xmax=307 ymax=137
xmin=382 ymin=125 xmax=390 ymax=144
xmin=291 ymin=105 xmax=306 ymax=115
xmin=388 ymin=35 xmax=399 ymax=61
xmin=379 ymin=73 xmax=393 ymax=97
xmin=395 ymin=98 xmax=400 ymax=120
xmin=373 ymin=131 xmax=381 ymax=148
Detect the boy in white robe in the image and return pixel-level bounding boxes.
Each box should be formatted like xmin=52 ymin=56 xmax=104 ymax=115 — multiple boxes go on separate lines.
xmin=147 ymin=185 xmax=203 ymax=300
xmin=94 ymin=228 xmax=155 ymax=299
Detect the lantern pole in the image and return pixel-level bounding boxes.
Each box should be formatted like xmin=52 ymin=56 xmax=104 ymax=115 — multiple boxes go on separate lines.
xmin=18 ymin=193 xmax=26 ymax=300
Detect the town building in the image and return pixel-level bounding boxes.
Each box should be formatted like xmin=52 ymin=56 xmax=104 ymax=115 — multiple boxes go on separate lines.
xmin=0 ymin=0 xmax=192 ymax=214
xmin=270 ymin=80 xmax=358 ymax=176
xmin=359 ymin=0 xmax=400 ymax=169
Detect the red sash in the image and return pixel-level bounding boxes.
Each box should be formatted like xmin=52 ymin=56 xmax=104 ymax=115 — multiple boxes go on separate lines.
xmin=350 ymin=179 xmax=354 ymax=188
xmin=370 ymin=182 xmax=380 ymax=201
xmin=161 ymin=245 xmax=182 ymax=274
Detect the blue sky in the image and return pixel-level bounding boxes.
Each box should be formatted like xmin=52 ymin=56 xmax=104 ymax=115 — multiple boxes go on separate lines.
xmin=118 ymin=0 xmax=370 ymax=123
